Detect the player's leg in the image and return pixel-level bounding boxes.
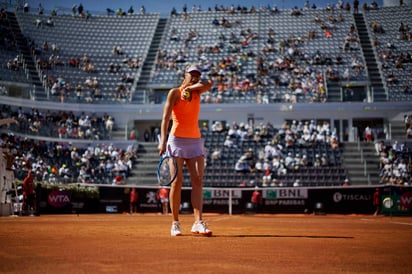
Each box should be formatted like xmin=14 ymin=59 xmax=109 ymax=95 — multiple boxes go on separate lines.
xmin=169 ymin=157 xmax=184 ymax=236
xmin=186 ymin=156 xmax=211 ymax=236
xmin=186 ymin=156 xmax=205 ymax=222
xmin=170 ymin=157 xmax=184 ymax=221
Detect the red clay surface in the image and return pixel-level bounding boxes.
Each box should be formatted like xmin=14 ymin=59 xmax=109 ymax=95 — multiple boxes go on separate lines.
xmin=1 ymin=213 xmax=412 ymax=274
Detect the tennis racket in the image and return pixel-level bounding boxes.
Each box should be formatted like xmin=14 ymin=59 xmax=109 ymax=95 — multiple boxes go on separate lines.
xmin=157 ymin=154 xmax=178 ymax=186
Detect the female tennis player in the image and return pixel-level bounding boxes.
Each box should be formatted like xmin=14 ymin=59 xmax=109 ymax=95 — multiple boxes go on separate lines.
xmin=158 ymin=64 xmax=213 ymax=236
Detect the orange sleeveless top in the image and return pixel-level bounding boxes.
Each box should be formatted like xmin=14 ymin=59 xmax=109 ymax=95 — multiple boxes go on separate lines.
xmin=170 ymin=86 xmax=201 ymax=138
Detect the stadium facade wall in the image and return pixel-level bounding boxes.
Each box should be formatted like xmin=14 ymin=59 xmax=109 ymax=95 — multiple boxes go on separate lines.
xmin=2 ymin=96 xmax=411 ymax=142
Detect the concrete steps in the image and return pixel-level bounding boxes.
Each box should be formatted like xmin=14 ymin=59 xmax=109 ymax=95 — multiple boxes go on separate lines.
xmin=341 ymin=142 xmax=380 ymax=185
xmin=126 ymin=142 xmax=159 ymax=185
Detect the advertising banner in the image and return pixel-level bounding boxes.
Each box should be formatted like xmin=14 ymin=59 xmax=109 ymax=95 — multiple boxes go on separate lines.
xmin=308 ymin=187 xmax=374 ymax=214
xmin=202 ymin=189 xmax=244 ymax=213
xmin=262 ymin=188 xmax=309 ymax=213
xmin=380 ymin=186 xmax=412 ymax=216
xmin=33 ymin=185 xmax=412 ymax=216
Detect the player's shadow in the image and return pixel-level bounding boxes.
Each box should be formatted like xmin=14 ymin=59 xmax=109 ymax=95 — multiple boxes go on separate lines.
xmin=211 ymin=234 xmax=354 ymax=239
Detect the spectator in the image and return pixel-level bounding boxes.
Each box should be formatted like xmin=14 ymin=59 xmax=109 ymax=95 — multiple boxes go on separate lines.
xmin=211 ymin=120 xmax=224 ymax=132
xmin=105 ymin=116 xmax=114 ymax=134
xmin=72 ymin=4 xmax=77 ymax=15
xmin=38 ymin=3 xmax=44 ymax=15
xmin=364 ymin=126 xmax=373 ymax=142
xmin=235 ymin=158 xmax=250 ymax=173
xmin=251 ymin=186 xmax=262 ymax=212
xmin=373 ymin=188 xmax=380 ymax=216
xmin=170 ymin=7 xmax=177 ymax=16
xmin=23 ymin=2 xmax=29 ymax=12
xmin=404 ymin=114 xmax=411 ymax=130
xmin=157 ymin=186 xmax=169 ymax=215
xmin=78 ymin=3 xmax=84 ymax=16
xmin=112 ymin=174 xmax=124 ymax=185
xmin=210 ymin=147 xmax=222 ymax=164
xmin=22 ymin=170 xmax=37 ymax=215
xmin=406 ymin=126 xmax=412 ymax=139
xmin=46 ymin=17 xmax=54 ymax=27
xmin=353 ymin=0 xmax=359 ymax=14
xmin=293 ymin=179 xmax=301 ymax=187
xmin=106 ymin=8 xmax=114 ymax=15
xmin=140 ymin=129 xmax=149 ymax=142
xmin=129 ymin=187 xmax=138 ymax=214
xmin=343 ymin=178 xmax=350 ymax=186
xmin=262 ymin=165 xmax=272 ymax=186
xmin=223 ymin=135 xmax=236 ymax=148
xmin=35 ymin=18 xmax=42 ymax=28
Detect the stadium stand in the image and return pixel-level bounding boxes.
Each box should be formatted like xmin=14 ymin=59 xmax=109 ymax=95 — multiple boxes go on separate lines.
xmin=13 ymin=11 xmax=159 ymax=103
xmin=0 ymin=105 xmax=116 ymax=139
xmin=192 ymin=120 xmax=347 ymax=187
xmin=0 ymin=129 xmax=139 ymax=185
xmin=152 ymin=8 xmax=369 ymax=104
xmin=363 ymin=6 xmax=412 ymax=101
xmin=1 ymin=3 xmax=411 ymax=188
xmin=3 ymin=5 xmax=410 ymax=104
xmin=0 ymin=9 xmax=31 ymax=84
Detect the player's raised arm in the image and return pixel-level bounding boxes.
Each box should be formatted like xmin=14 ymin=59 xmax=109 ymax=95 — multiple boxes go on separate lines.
xmin=181 ymin=65 xmax=213 ymax=95
xmin=183 ymin=79 xmax=213 ymax=94
xmin=158 ymin=88 xmax=180 ymax=156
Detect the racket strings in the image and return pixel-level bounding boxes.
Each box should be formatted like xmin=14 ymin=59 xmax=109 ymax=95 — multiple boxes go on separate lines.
xmin=158 ymin=157 xmax=177 ymax=185
xmin=160 ymin=159 xmax=172 ymax=179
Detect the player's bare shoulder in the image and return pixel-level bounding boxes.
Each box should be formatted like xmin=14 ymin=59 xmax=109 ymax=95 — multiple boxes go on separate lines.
xmin=163 ymin=87 xmax=180 ymax=106
xmin=166 ymin=87 xmax=179 ymax=97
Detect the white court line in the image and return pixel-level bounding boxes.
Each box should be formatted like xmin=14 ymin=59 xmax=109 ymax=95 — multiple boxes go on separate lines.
xmin=212 ymin=215 xmax=240 ymax=222
xmin=361 ymin=218 xmax=412 ymax=226
xmin=391 ymin=221 xmax=412 ymax=226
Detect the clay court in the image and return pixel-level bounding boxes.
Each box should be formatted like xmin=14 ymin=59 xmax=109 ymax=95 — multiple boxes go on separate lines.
xmin=0 ymin=213 xmax=411 ymax=274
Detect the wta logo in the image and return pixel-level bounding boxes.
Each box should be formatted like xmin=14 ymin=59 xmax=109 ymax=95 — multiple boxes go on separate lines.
xmin=400 ymin=192 xmax=412 ymax=209
xmin=48 ymin=190 xmax=71 ymax=207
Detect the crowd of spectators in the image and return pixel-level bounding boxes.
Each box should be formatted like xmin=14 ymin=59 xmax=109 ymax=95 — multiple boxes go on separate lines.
xmin=0 ymin=131 xmax=138 ymax=185
xmin=1 ymin=105 xmax=116 ymax=140
xmin=206 ymin=119 xmax=343 ymax=187
xmin=376 ymin=138 xmax=411 ymax=186
xmin=4 ymin=2 xmax=411 ymax=104
xmin=372 ymin=113 xmax=412 ymax=185
xmin=0 ymin=103 xmax=138 ymax=185
xmin=34 ymin=40 xmax=136 ymax=103
xmin=2 ymin=1 xmax=409 ymax=103
xmin=16 ymin=10 xmax=139 ymax=103
xmin=365 ymin=7 xmax=412 ymax=99
xmin=256 ymin=7 xmax=368 ymax=103
xmin=154 ymin=1 xmax=373 ymax=104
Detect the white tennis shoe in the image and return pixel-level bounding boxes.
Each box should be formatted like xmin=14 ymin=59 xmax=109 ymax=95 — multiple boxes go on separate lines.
xmin=191 ymin=220 xmax=212 ymax=236
xmin=171 ymin=221 xmax=182 ymax=236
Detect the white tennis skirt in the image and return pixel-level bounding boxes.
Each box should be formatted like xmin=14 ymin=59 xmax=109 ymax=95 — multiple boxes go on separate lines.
xmin=167 ymin=135 xmax=205 ymax=159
